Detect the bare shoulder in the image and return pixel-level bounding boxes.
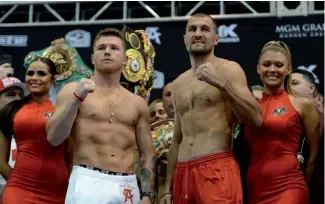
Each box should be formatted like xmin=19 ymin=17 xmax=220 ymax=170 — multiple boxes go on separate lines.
xmin=173 ymin=69 xmax=192 ymax=90
xmin=215 ymin=57 xmax=243 ymax=73
xmin=122 ymin=87 xmax=148 ymax=112
xmin=214 ymin=58 xmax=247 ymax=85
xmin=290 ymin=95 xmax=313 ymax=109
xmin=289 ymin=95 xmax=314 ymax=116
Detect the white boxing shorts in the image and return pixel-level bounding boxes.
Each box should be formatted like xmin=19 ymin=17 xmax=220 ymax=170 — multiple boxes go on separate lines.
xmin=65 ymin=165 xmax=141 ymax=204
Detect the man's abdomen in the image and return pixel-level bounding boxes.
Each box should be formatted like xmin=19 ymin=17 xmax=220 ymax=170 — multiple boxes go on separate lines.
xmin=72 ymin=122 xmax=137 ymax=173
xmin=178 ymin=105 xmax=235 ymax=160
xmin=178 ymin=131 xmax=232 ymax=161
xmin=73 ymin=142 xmax=136 ymax=174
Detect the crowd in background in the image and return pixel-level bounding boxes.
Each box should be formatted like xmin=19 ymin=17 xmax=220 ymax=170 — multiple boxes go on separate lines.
xmin=0 ymin=13 xmax=323 ymax=204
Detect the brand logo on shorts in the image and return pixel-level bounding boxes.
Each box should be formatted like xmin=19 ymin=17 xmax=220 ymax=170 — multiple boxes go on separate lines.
xmin=123 ymin=188 xmax=134 ymax=204
xmin=217 ymin=24 xmax=240 ymax=43
xmin=272 ymin=106 xmax=287 ymax=116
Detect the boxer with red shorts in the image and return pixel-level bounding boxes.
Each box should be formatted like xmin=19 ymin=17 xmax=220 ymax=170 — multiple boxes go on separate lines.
xmin=160 ymin=13 xmax=262 ymax=204
xmin=173 ymin=152 xmax=242 ymax=203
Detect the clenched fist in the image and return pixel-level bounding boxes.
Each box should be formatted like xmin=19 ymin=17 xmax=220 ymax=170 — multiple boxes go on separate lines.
xmin=74 ymin=78 xmax=96 ymax=101
xmin=196 ymin=62 xmax=226 ymax=88
xmin=0 ymin=63 xmax=14 ymax=79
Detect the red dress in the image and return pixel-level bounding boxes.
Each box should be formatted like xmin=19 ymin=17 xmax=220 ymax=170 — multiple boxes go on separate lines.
xmin=244 ymin=90 xmax=309 ymax=204
xmin=2 ymin=99 xmax=69 ymax=204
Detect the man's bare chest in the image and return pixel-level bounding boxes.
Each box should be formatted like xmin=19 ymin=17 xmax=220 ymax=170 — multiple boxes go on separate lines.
xmin=175 ymin=81 xmax=223 ymax=115
xmin=78 ymin=96 xmax=138 ymax=126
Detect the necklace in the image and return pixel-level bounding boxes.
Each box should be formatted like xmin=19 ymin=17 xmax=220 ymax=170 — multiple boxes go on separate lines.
xmin=99 ymin=86 xmax=121 ymax=123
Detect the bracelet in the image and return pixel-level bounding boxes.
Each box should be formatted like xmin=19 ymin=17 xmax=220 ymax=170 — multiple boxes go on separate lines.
xmin=160 ymin=192 xmax=172 ymax=199
xmin=72 ymin=92 xmax=84 ymax=103
xmin=72 ymin=93 xmax=84 ymax=110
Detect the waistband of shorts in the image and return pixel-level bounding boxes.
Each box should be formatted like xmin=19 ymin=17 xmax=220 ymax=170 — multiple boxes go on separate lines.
xmin=176 ymin=151 xmax=234 ymax=168
xmin=79 ymin=165 xmax=133 ymax=176
xmin=71 ymin=166 xmax=137 ymax=183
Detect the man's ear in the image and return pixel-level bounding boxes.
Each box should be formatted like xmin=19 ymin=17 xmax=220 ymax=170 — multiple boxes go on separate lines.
xmin=123 ymin=54 xmax=128 ymax=66
xmin=91 ymin=54 xmax=94 ymax=65
xmin=214 ymin=34 xmax=219 ymax=46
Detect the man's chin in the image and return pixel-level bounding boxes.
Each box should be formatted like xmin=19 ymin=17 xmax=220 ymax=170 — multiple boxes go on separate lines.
xmin=190 ymin=49 xmax=211 ymax=56
xmin=96 ymin=66 xmax=120 ymax=73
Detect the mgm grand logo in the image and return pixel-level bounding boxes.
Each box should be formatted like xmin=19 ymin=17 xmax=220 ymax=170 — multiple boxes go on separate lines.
xmin=275 ymin=23 xmax=324 ymax=39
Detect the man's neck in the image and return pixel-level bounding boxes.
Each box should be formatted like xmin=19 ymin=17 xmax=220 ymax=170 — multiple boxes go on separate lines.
xmin=190 ymin=52 xmax=215 ymax=70
xmin=93 ymin=70 xmax=121 ymax=88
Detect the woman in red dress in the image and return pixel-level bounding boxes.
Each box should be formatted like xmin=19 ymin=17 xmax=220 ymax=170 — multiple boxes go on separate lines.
xmin=0 ymin=57 xmax=69 ymax=203
xmin=244 ymin=41 xmax=320 ymax=204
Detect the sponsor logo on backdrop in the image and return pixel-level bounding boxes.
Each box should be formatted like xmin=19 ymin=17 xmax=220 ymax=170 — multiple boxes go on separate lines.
xmin=217 ymin=24 xmax=240 ymax=43
xmin=153 ymin=70 xmax=164 ymax=89
xmin=0 ymin=35 xmax=28 ymax=47
xmin=276 ymin=23 xmax=324 ymax=39
xmin=296 ymin=64 xmax=319 ymax=84
xmin=145 ymin=27 xmax=161 ymax=45
xmin=65 ymin=29 xmax=91 ymax=48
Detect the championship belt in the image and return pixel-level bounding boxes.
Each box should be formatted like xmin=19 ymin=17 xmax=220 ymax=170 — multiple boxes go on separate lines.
xmin=150 ymin=119 xmax=174 ymax=160
xmin=23 ymin=39 xmax=93 ymax=85
xmin=120 ymin=25 xmax=155 ymax=98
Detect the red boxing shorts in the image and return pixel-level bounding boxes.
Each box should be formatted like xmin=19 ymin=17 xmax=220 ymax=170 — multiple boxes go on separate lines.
xmin=173 ymin=151 xmax=242 ymax=204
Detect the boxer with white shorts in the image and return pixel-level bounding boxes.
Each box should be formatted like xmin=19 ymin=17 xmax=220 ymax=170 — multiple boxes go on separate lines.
xmin=47 ymin=28 xmax=156 ymax=204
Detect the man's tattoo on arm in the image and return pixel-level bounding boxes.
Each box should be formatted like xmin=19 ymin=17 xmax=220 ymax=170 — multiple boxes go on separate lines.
xmin=139 ymin=156 xmax=146 ymax=169
xmin=139 ymin=155 xmax=157 ymax=193
xmin=150 ymin=155 xmax=157 ymax=173
xmin=140 ymin=167 xmax=151 ymax=193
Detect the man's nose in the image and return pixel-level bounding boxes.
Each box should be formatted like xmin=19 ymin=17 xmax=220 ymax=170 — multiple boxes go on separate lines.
xmin=194 ymin=30 xmax=203 ymax=38
xmin=104 ymin=48 xmax=111 ymax=55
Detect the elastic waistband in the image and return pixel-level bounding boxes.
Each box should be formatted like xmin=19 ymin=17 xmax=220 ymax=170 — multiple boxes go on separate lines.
xmin=176 ymin=151 xmax=234 ymax=168
xmin=79 ymin=165 xmax=133 ymax=176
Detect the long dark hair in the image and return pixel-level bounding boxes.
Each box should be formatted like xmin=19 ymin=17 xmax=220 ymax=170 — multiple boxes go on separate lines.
xmin=0 ymin=57 xmax=57 ymax=140
xmin=0 ymin=95 xmax=32 ymax=140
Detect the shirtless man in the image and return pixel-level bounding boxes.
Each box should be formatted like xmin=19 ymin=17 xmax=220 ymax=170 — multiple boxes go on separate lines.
xmin=46 ymin=28 xmax=156 ymax=204
xmin=160 ymin=13 xmax=262 ymax=204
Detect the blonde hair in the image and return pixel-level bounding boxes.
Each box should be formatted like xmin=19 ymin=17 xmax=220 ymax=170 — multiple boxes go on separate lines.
xmin=149 ymin=99 xmax=163 ymax=112
xmin=259 ymin=41 xmax=293 ymax=95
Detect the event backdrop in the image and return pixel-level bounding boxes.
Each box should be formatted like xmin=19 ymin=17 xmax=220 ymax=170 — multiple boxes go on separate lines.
xmin=0 ymin=14 xmax=323 ymax=101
